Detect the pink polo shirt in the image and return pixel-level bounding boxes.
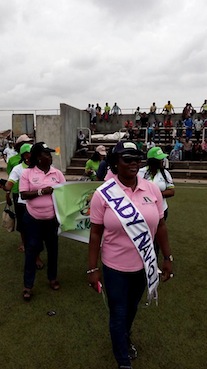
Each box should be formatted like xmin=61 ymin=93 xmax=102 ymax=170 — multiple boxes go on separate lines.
xmin=90 ymin=175 xmax=164 ymax=272
xmin=19 ymin=166 xmax=65 ymax=220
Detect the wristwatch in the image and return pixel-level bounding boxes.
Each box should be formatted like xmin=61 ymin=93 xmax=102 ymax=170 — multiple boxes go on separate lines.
xmin=164 ymin=255 xmax=173 ymax=261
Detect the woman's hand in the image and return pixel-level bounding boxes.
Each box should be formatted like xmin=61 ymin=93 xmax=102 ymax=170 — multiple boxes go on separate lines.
xmin=42 ymin=186 xmax=53 ymax=195
xmin=88 ymin=269 xmax=102 ymax=293
xmin=161 ymin=260 xmax=173 ymax=282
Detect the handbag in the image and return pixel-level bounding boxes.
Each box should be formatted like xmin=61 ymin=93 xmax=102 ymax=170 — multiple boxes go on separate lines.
xmin=2 ymin=204 xmax=16 ymax=232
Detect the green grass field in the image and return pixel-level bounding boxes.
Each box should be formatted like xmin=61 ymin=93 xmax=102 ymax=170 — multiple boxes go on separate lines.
xmin=0 ymin=184 xmax=206 ymax=369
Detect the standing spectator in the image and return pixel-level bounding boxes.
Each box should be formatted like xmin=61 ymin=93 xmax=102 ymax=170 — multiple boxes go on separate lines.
xmin=86 ymin=104 xmax=92 ymax=123
xmin=88 ymin=141 xmax=173 ymax=369
xmin=182 ymin=137 xmax=193 ymax=160
xmin=90 ymin=104 xmax=97 ymax=133
xmin=103 ymin=102 xmax=111 ymax=122
xmin=111 ymin=102 xmax=122 ymax=115
xmin=19 ymin=142 xmax=66 ymax=301
xmin=161 ymin=100 xmax=175 ymax=117
xmin=3 ymin=140 xmax=17 ymax=163
xmin=193 ymin=140 xmax=203 ymax=161
xmin=184 ymin=117 xmax=194 ymax=138
xmin=146 ymin=136 xmax=155 ymax=150
xmin=149 ymin=102 xmax=158 ymax=122
xmin=194 ymin=116 xmax=204 ymax=141
xmin=134 ymin=106 xmax=141 ymax=127
xmin=96 ymin=103 xmax=102 ymax=121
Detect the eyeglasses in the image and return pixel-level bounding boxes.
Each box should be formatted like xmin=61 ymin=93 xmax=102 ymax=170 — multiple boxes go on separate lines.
xmin=121 ymin=156 xmax=141 ymax=164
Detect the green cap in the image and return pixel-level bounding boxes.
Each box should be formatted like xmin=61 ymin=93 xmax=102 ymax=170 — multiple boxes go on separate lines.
xmin=20 ymin=143 xmax=32 ymax=155
xmin=147 ymin=146 xmax=168 ymax=160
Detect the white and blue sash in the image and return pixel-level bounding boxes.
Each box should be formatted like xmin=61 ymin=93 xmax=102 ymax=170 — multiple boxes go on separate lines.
xmin=97 ymin=178 xmax=159 ymax=302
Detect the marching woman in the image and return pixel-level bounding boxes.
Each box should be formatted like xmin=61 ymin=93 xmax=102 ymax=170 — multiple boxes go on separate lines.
xmin=19 ymin=142 xmax=65 ymax=301
xmin=88 ymin=141 xmax=173 ymax=369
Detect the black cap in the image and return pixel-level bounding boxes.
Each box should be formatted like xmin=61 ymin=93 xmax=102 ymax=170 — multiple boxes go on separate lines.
xmin=113 ymin=141 xmax=142 ymax=157
xmin=31 ymin=142 xmax=55 ymax=157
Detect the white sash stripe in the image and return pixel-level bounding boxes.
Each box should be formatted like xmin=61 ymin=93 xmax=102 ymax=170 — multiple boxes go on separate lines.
xmin=97 ymin=178 xmax=159 ymax=302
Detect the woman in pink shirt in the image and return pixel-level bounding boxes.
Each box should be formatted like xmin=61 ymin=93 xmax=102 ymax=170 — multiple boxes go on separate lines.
xmin=88 ymin=141 xmax=173 ymax=369
xmin=20 ymin=142 xmax=65 ymax=301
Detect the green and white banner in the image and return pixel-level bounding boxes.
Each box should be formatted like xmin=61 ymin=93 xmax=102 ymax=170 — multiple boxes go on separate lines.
xmin=52 ymin=181 xmax=102 ymax=243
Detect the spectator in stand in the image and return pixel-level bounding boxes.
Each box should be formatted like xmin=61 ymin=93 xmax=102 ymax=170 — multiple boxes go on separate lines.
xmin=193 ymin=140 xmax=203 ymax=161
xmin=201 ymin=138 xmax=207 ymax=160
xmin=103 ymin=102 xmax=111 ymax=122
xmin=111 ymin=102 xmax=122 ymax=115
xmin=124 ymin=119 xmax=134 ymax=140
xmin=140 ymin=111 xmax=148 ymax=139
xmin=161 ymin=100 xmax=175 ymax=118
xmin=149 ymin=102 xmax=158 ymax=122
xmin=85 ymin=145 xmax=107 ymax=180
xmin=164 ymin=115 xmax=173 ymax=143
xmin=182 ymin=103 xmax=194 ymax=120
xmin=7 ymin=134 xmax=33 ymax=251
xmin=86 ymin=104 xmax=92 ymax=123
xmin=182 ymin=137 xmax=193 ymax=160
xmin=77 ymin=130 xmax=89 ymax=156
xmin=152 ymin=121 xmax=162 ymax=143
xmin=184 ymin=116 xmax=194 ymax=138
xmin=96 ymin=103 xmax=102 ymax=121
xmin=90 ymin=104 xmax=97 ymax=133
xmin=175 ymin=119 xmax=184 ymax=138
xmin=134 ymin=106 xmax=141 ymax=128
xmin=169 ymin=138 xmax=183 ymax=161
xmin=194 ymin=116 xmax=204 ymax=141
xmin=3 ymin=140 xmax=17 ymax=163
xmin=146 ymin=136 xmax=155 ymax=150
xmin=200 ymin=99 xmax=207 ymax=119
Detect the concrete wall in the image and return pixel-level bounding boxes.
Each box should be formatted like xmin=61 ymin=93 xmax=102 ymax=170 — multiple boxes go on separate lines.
xmin=36 ymin=104 xmax=90 ymax=173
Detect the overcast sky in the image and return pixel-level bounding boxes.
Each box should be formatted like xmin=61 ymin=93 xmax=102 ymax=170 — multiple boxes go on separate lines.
xmin=0 ymin=0 xmax=207 ymax=129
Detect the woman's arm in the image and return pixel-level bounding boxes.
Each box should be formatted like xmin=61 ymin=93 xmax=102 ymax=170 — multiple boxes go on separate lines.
xmin=161 ymin=188 xmax=175 ymax=198
xmin=21 ymin=186 xmax=53 ymax=200
xmin=88 ymin=222 xmax=104 ymax=292
xmin=155 ymin=218 xmax=173 ymax=281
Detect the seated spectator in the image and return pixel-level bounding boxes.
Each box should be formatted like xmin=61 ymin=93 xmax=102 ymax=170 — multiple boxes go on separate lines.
xmin=164 ymin=116 xmax=173 ymax=143
xmin=184 ymin=117 xmax=193 ymax=138
xmin=77 ymin=130 xmax=89 ymax=156
xmin=194 ymin=116 xmax=204 ymax=141
xmin=146 ymin=137 xmax=155 ymax=150
xmin=85 ymin=145 xmax=107 ymax=180
xmin=135 ymin=137 xmax=145 ymax=158
xmin=152 ymin=121 xmax=162 ymax=143
xmin=124 ymin=119 xmax=134 ymax=140
xmin=182 ymin=137 xmax=193 ymax=160
xmin=140 ymin=111 xmax=148 ymax=139
xmin=175 ymin=119 xmax=184 ymax=138
xmin=193 ymin=140 xmax=203 ymax=161
xmin=201 ymin=138 xmax=207 ymax=160
xmin=169 ymin=138 xmax=183 ymax=161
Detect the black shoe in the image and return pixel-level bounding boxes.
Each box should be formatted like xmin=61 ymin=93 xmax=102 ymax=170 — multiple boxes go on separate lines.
xmin=128 ymin=342 xmax=138 ymax=360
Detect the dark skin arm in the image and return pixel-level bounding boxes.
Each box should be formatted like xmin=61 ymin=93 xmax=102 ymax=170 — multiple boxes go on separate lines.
xmin=161 ymin=188 xmax=175 ymax=198
xmin=21 ymin=186 xmax=53 ymax=200
xmin=155 ymin=218 xmax=173 ymax=282
xmin=88 ymin=223 xmax=104 ymax=292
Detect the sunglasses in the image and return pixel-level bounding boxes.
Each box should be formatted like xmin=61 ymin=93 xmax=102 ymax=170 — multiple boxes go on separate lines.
xmin=121 ymin=156 xmax=141 ymax=164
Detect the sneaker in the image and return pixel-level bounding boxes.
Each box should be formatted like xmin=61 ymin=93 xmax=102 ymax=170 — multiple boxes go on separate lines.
xmin=118 ymin=366 xmax=133 ymax=369
xmin=128 ymin=342 xmax=138 ymax=360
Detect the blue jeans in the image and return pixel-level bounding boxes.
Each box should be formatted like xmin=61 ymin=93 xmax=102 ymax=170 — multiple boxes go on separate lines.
xmin=103 ymin=264 xmax=146 ymax=367
xmin=23 ymin=210 xmax=59 ymax=289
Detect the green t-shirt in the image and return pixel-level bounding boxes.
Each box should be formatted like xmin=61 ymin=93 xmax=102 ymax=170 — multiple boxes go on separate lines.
xmin=85 ymin=159 xmax=100 ymax=180
xmin=7 ymin=153 xmax=21 ymax=194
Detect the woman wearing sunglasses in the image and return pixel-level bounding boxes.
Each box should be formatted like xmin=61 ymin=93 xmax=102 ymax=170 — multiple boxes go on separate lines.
xmin=88 ymin=141 xmax=173 ymax=369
